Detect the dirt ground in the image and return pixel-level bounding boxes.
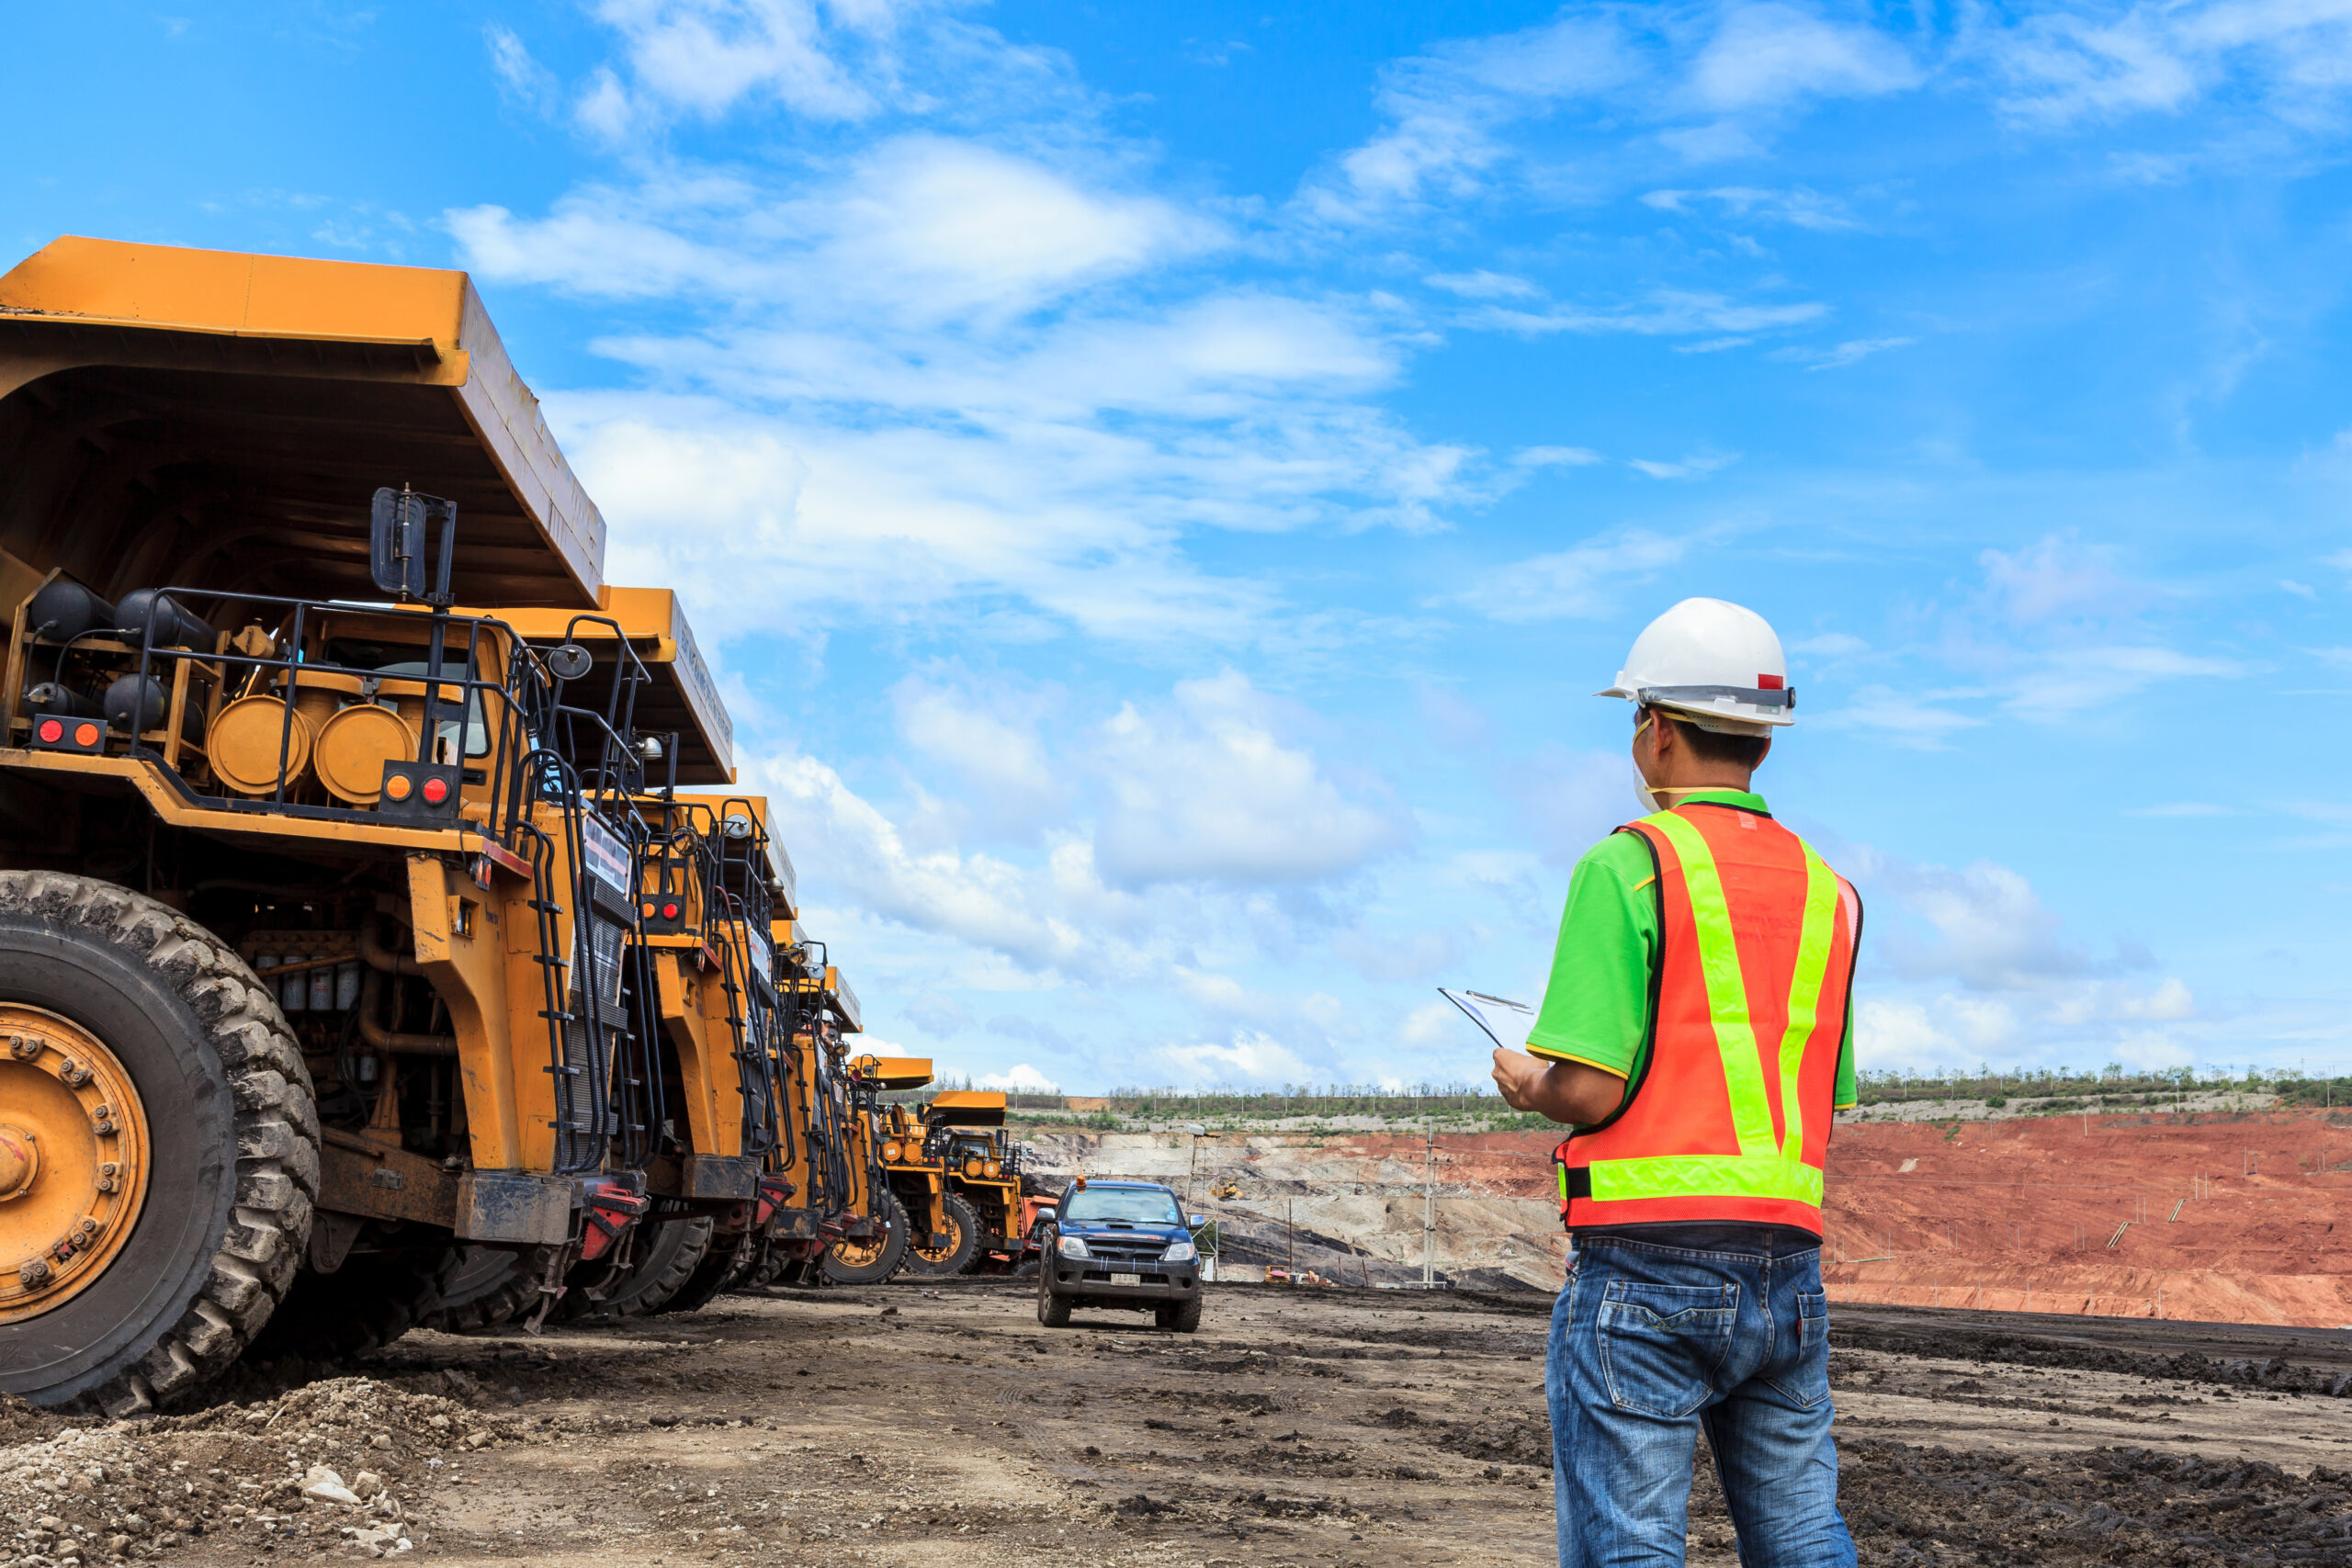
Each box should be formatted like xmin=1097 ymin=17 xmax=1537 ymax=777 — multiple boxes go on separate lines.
xmin=12 ymin=1281 xmax=2352 ymax=1568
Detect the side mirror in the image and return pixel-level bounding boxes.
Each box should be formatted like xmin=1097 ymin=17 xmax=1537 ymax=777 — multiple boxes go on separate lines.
xmin=369 ymin=487 xmax=458 ymax=605
xmin=546 ymin=643 xmax=594 ymax=682
xmin=1189 ymin=1214 xmax=1205 ymax=1229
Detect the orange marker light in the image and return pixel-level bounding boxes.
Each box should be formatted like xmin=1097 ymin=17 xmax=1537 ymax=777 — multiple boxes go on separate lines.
xmin=74 ymin=723 xmax=98 ymax=747
xmin=384 ymin=774 xmax=413 ymax=802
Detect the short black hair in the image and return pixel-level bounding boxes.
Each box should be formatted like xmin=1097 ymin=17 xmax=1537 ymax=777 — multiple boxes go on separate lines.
xmin=1653 ymin=710 xmax=1770 ymax=771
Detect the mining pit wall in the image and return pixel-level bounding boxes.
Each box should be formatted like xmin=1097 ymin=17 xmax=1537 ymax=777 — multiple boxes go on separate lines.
xmin=1023 ymin=1110 xmax=2352 ymax=1325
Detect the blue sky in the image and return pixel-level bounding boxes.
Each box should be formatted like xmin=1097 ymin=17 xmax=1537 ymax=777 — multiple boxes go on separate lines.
xmin=9 ymin=2 xmax=2352 ymax=1091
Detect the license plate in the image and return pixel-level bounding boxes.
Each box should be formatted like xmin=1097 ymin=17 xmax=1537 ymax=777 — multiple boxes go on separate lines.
xmin=1110 ymin=1271 xmax=1141 ymax=1287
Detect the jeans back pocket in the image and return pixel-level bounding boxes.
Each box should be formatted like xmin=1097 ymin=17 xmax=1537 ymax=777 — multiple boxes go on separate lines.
xmin=1596 ymin=1280 xmax=1737 ymax=1417
xmin=1764 ymin=1288 xmax=1831 ymax=1407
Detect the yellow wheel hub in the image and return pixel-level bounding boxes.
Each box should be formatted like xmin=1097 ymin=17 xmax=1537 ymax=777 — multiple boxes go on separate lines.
xmin=0 ymin=1005 xmax=151 ymax=1325
xmin=831 ymin=1225 xmax=888 ymax=1269
xmin=913 ymin=1207 xmax=964 ymax=1265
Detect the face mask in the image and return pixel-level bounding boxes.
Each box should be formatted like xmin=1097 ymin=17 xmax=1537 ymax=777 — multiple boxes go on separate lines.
xmin=1631 ymin=762 xmax=1663 ymax=817
xmin=1630 ymin=712 xmax=1662 ymax=814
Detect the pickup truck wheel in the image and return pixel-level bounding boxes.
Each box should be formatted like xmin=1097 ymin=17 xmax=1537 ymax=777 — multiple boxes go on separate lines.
xmin=1035 ymin=1253 xmax=1071 ymax=1327
xmin=1155 ymin=1296 xmax=1202 ymax=1334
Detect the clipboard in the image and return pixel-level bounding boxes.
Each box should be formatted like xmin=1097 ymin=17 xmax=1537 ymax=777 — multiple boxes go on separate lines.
xmin=1438 ymin=987 xmax=1535 ymax=1050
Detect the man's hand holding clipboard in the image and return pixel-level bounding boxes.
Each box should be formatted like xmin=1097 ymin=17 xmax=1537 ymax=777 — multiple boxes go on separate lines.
xmin=1444 ymin=986 xmax=1625 ymax=1127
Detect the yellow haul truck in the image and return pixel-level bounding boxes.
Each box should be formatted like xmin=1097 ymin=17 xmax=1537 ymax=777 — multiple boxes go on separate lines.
xmin=0 ymin=238 xmax=763 ymax=1408
xmin=854 ymin=1057 xmax=970 ymax=1278
xmin=925 ymin=1092 xmax=1031 ymax=1269
xmin=876 ymin=1089 xmax=987 ymax=1277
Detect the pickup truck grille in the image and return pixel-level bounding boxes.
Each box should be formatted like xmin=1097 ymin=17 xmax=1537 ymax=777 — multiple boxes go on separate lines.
xmin=1083 ymin=1238 xmax=1168 ymax=1265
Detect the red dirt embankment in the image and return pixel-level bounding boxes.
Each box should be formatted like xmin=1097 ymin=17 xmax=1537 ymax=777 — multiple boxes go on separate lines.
xmin=1309 ymin=1111 xmax=2352 ymax=1326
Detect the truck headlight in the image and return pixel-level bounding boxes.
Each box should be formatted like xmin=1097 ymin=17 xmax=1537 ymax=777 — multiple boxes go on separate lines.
xmin=1160 ymin=1240 xmax=1196 ymax=1264
xmin=1057 ymin=1235 xmax=1090 ymax=1259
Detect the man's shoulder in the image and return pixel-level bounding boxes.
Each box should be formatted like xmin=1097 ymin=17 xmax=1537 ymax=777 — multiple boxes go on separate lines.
xmin=1572 ymin=827 xmax=1657 ymax=883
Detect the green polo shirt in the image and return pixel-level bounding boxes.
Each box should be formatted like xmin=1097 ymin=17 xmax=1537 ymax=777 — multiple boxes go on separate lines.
xmin=1524 ymin=790 xmax=1857 ymax=1120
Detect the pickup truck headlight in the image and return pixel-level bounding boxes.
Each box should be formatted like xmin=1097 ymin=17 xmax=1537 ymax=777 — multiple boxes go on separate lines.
xmin=1160 ymin=1240 xmax=1196 ymax=1264
xmin=1056 ymin=1235 xmax=1091 ymax=1259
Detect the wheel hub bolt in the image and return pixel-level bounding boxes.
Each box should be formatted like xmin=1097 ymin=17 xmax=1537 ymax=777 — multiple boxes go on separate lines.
xmin=0 ymin=1126 xmax=32 ymax=1198
xmin=57 ymin=1060 xmax=91 ymax=1088
xmin=19 ymin=1258 xmax=51 ymax=1288
xmin=7 ymin=1034 xmax=41 ymax=1060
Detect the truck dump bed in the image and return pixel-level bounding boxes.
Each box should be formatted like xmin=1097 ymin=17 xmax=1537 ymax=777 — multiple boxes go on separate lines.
xmin=0 ymin=235 xmax=605 ymax=609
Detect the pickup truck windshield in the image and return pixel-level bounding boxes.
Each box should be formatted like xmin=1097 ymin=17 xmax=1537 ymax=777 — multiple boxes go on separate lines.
xmin=1061 ymin=1188 xmax=1182 ymax=1224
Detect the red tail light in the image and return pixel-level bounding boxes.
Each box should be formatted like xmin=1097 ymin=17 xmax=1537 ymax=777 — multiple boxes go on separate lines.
xmin=36 ymin=719 xmax=62 ymax=744
xmin=421 ymin=776 xmax=449 ymax=805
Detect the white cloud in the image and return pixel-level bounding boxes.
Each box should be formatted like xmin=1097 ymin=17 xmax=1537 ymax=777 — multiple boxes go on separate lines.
xmin=1473 ymin=293 xmax=1829 ymax=340
xmin=2003 ymin=644 xmax=2244 ymax=721
xmin=1628 ymin=451 xmax=1739 ymax=479
xmin=1452 ymin=528 xmax=1692 ymax=622
xmin=1426 ymin=269 xmax=1541 ymax=299
xmin=1092 ymin=671 xmax=1409 ymax=889
xmin=1148 ymin=1031 xmax=1315 ymax=1087
xmin=1817 ymin=684 xmax=1984 ymax=748
xmin=892 ymin=675 xmax=1069 ymax=839
xmin=1687 ymin=6 xmax=1920 ymax=112
xmin=1790 ymin=631 xmax=1870 ymax=658
xmin=1318 ymin=16 xmax=1634 ymax=212
xmin=2125 ymin=801 xmax=2232 ymax=818
xmin=1866 ymin=853 xmax=2087 ymax=992
xmin=1987 ymin=0 xmax=2352 ymax=127
xmin=1978 ymin=534 xmax=2147 ymax=624
xmin=975 ymin=1062 xmax=1060 ymax=1092
xmin=583 ymin=0 xmax=914 ymax=125
xmin=486 ymin=24 xmax=560 ymax=114
xmin=2282 ymin=579 xmax=2318 ymax=598
xmin=1790 ymin=334 xmax=1917 ymax=370
xmin=1641 ymin=185 xmax=1864 ymax=231
xmin=1512 ymin=445 xmax=1605 ymax=468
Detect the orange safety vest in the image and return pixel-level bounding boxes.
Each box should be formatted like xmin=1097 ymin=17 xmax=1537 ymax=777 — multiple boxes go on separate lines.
xmin=1554 ymin=801 xmax=1860 ymax=1234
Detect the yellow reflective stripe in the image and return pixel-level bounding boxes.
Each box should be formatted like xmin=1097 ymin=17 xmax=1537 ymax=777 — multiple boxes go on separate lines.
xmin=1775 ymin=840 xmax=1840 ymax=1165
xmin=1587 ymin=1153 xmax=1825 ymax=1207
xmin=1642 ymin=810 xmax=1775 ymax=1158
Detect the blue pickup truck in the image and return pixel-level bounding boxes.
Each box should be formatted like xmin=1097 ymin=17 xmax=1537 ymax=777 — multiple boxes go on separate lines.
xmin=1035 ymin=1179 xmax=1204 ymax=1333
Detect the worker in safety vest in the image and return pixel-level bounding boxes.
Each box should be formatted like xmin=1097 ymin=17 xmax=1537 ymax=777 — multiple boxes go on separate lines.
xmin=1491 ymin=597 xmax=1860 ymax=1568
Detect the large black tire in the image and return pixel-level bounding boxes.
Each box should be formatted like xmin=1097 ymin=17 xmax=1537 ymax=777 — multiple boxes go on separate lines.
xmin=1155 ymin=1295 xmax=1202 ymax=1334
xmin=1035 ymin=1254 xmax=1071 ymax=1327
xmin=0 ymin=874 xmax=317 ymax=1414
xmin=655 ymin=1228 xmax=752 ymax=1314
xmin=903 ymin=1192 xmax=979 ymax=1277
xmin=820 ymin=1190 xmax=909 ymax=1286
xmin=245 ymin=1247 xmax=461 ymax=1360
xmin=560 ymin=1216 xmax=713 ymax=1322
xmin=416 ymin=1246 xmax=543 ymax=1334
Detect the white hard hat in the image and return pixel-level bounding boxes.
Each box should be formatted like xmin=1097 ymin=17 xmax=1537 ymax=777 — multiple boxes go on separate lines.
xmin=1598 ymin=597 xmax=1793 ymax=732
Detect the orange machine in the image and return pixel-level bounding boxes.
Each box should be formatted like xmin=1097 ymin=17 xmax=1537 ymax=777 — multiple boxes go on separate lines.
xmin=0 ymin=237 xmax=803 ymax=1407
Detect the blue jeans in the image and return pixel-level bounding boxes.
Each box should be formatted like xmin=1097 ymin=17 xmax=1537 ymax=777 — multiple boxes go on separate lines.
xmin=1547 ymin=1235 xmax=1854 ymax=1567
